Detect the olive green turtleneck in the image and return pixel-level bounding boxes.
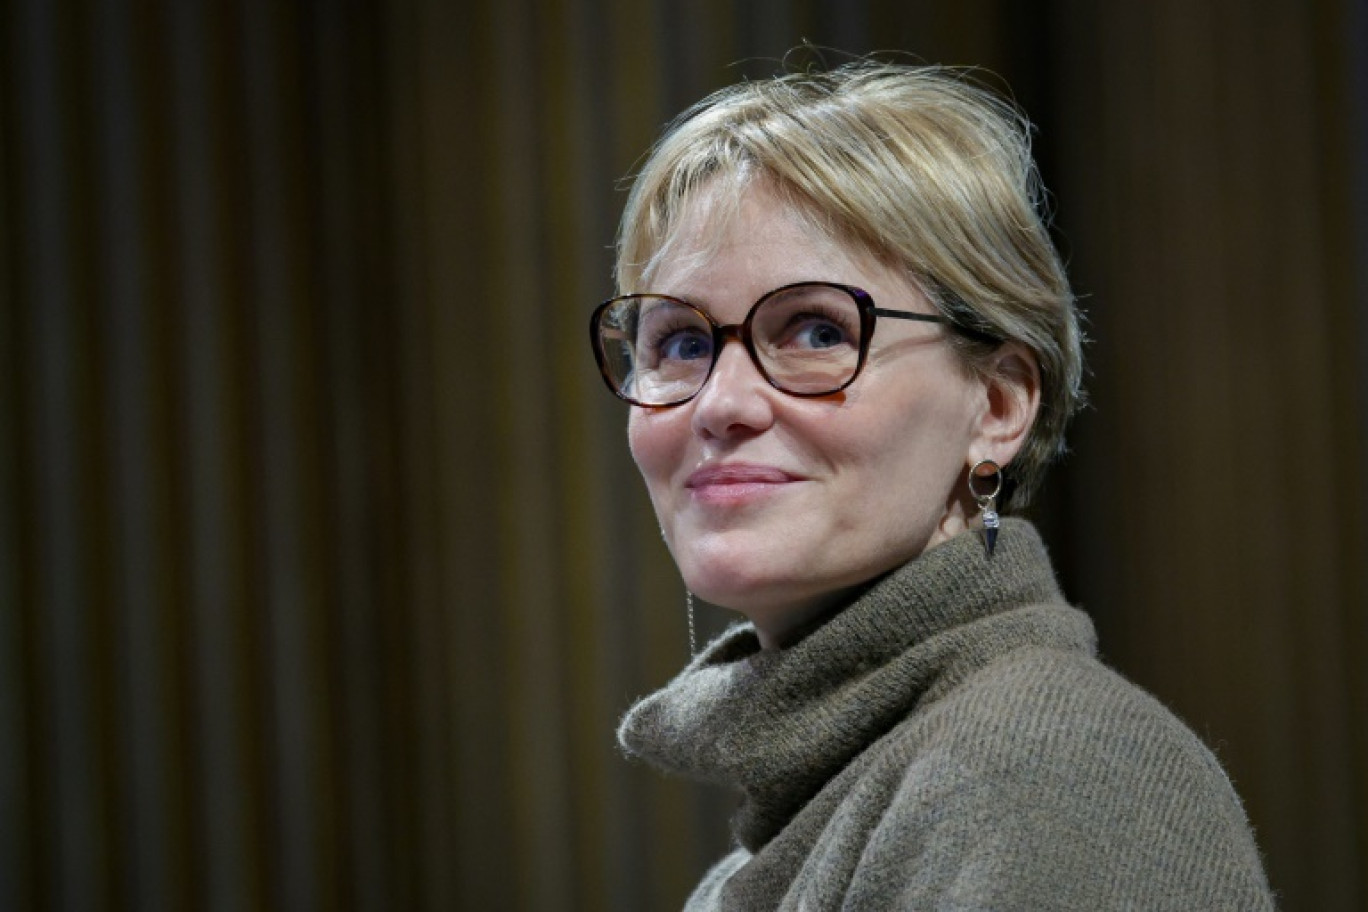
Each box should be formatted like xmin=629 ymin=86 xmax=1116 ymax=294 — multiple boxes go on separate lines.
xmin=619 ymin=519 xmax=1275 ymax=910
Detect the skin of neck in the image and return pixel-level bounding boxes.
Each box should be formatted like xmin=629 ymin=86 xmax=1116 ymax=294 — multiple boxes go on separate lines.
xmin=750 ymin=489 xmax=979 ymax=650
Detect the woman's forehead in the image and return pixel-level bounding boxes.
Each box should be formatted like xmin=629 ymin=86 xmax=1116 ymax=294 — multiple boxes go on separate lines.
xmin=642 ymin=180 xmax=861 ymax=291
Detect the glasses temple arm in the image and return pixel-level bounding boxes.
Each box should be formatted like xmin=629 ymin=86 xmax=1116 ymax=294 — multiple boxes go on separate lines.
xmin=871 ymin=307 xmax=1003 ymax=345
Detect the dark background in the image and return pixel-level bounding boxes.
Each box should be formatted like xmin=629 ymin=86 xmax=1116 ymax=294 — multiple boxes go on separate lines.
xmin=2 ymin=0 xmax=1365 ymax=909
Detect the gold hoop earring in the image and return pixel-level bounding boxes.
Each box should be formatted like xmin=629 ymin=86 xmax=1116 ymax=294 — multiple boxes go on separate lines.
xmin=968 ymin=460 xmax=1003 ymax=558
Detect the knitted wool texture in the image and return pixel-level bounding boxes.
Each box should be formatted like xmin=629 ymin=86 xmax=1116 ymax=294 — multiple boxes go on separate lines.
xmin=619 ymin=520 xmax=1275 ymax=910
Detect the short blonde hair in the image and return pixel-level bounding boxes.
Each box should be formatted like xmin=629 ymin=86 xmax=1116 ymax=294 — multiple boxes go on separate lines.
xmin=615 ymin=63 xmax=1085 ymax=507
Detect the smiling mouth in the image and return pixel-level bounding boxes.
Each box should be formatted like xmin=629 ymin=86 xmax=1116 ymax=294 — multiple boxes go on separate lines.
xmin=685 ymin=464 xmax=802 ymax=503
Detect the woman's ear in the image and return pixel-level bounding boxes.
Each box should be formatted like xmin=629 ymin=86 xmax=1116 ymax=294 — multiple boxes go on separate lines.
xmin=968 ymin=342 xmax=1041 ymax=466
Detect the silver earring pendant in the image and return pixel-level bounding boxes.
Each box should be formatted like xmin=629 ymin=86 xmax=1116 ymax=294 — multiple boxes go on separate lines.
xmin=686 ymin=591 xmax=697 ymax=657
xmin=968 ymin=460 xmax=1003 ymax=558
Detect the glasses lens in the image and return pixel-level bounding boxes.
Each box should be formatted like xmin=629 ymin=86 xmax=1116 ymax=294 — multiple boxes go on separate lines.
xmin=751 ymin=285 xmax=863 ymax=394
xmin=596 ymin=296 xmax=714 ymax=405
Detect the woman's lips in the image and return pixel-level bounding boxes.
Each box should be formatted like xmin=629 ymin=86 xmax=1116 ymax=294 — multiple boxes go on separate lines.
xmin=685 ymin=464 xmax=802 ymax=505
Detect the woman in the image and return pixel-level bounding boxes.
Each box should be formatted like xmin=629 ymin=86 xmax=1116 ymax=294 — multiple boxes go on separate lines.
xmin=590 ymin=63 xmax=1274 ymax=910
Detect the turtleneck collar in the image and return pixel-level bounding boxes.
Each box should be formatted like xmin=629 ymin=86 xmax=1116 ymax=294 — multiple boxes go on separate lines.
xmin=617 ymin=519 xmax=1096 ymax=850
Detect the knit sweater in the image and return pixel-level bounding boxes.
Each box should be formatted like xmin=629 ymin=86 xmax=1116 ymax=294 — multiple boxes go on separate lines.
xmin=618 ymin=520 xmax=1275 ymax=910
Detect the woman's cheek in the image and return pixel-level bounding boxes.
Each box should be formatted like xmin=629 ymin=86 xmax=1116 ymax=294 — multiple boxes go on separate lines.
xmin=626 ymin=414 xmax=650 ymax=476
xmin=627 ymin=413 xmax=676 ymax=494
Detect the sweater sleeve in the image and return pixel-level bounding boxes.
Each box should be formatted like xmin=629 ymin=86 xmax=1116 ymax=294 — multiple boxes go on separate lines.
xmin=843 ymin=649 xmax=1276 ymax=911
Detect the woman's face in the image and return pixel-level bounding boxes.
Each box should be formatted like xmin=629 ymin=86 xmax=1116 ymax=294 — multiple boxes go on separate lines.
xmin=628 ymin=185 xmax=994 ymax=647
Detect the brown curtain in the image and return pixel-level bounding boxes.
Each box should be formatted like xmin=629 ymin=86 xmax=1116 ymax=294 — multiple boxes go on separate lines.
xmin=1 ymin=0 xmax=1363 ymax=910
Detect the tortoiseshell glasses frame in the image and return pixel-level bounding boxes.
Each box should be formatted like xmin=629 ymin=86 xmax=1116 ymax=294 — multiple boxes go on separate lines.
xmin=589 ymin=280 xmax=975 ymax=408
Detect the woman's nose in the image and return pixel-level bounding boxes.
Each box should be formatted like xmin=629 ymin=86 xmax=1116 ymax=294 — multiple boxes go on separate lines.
xmin=689 ymin=339 xmax=776 ymax=439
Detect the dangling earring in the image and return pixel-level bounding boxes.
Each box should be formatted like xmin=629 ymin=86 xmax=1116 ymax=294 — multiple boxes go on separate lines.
xmin=686 ymin=591 xmax=698 ymax=657
xmin=968 ymin=460 xmax=1003 ymax=558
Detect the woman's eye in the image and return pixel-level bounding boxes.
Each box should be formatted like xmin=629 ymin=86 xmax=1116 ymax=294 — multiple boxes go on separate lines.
xmin=781 ymin=316 xmax=852 ymax=350
xmin=656 ymin=329 xmax=713 ymax=362
xmin=795 ymin=320 xmax=848 ymax=349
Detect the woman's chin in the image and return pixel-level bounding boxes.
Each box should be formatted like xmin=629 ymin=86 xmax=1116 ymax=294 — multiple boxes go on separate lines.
xmin=675 ymin=527 xmax=834 ymax=608
xmin=681 ymin=556 xmax=822 ymax=622
xmin=687 ymin=573 xmax=848 ymax=648
xmin=683 ymin=566 xmax=785 ymax=614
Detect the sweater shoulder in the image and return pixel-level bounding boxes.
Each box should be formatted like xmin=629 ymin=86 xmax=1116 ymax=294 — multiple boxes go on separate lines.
xmin=931 ymin=643 xmax=1230 ymax=779
xmin=844 ymin=643 xmax=1274 ymax=909
xmin=891 ymin=641 xmax=1245 ymax=813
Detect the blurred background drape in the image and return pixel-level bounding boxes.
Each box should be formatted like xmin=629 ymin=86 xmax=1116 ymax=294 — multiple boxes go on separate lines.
xmin=1 ymin=0 xmax=1364 ymax=910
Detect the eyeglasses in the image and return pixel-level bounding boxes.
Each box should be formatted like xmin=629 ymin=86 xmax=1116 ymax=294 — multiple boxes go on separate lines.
xmin=590 ymin=281 xmax=961 ymax=407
